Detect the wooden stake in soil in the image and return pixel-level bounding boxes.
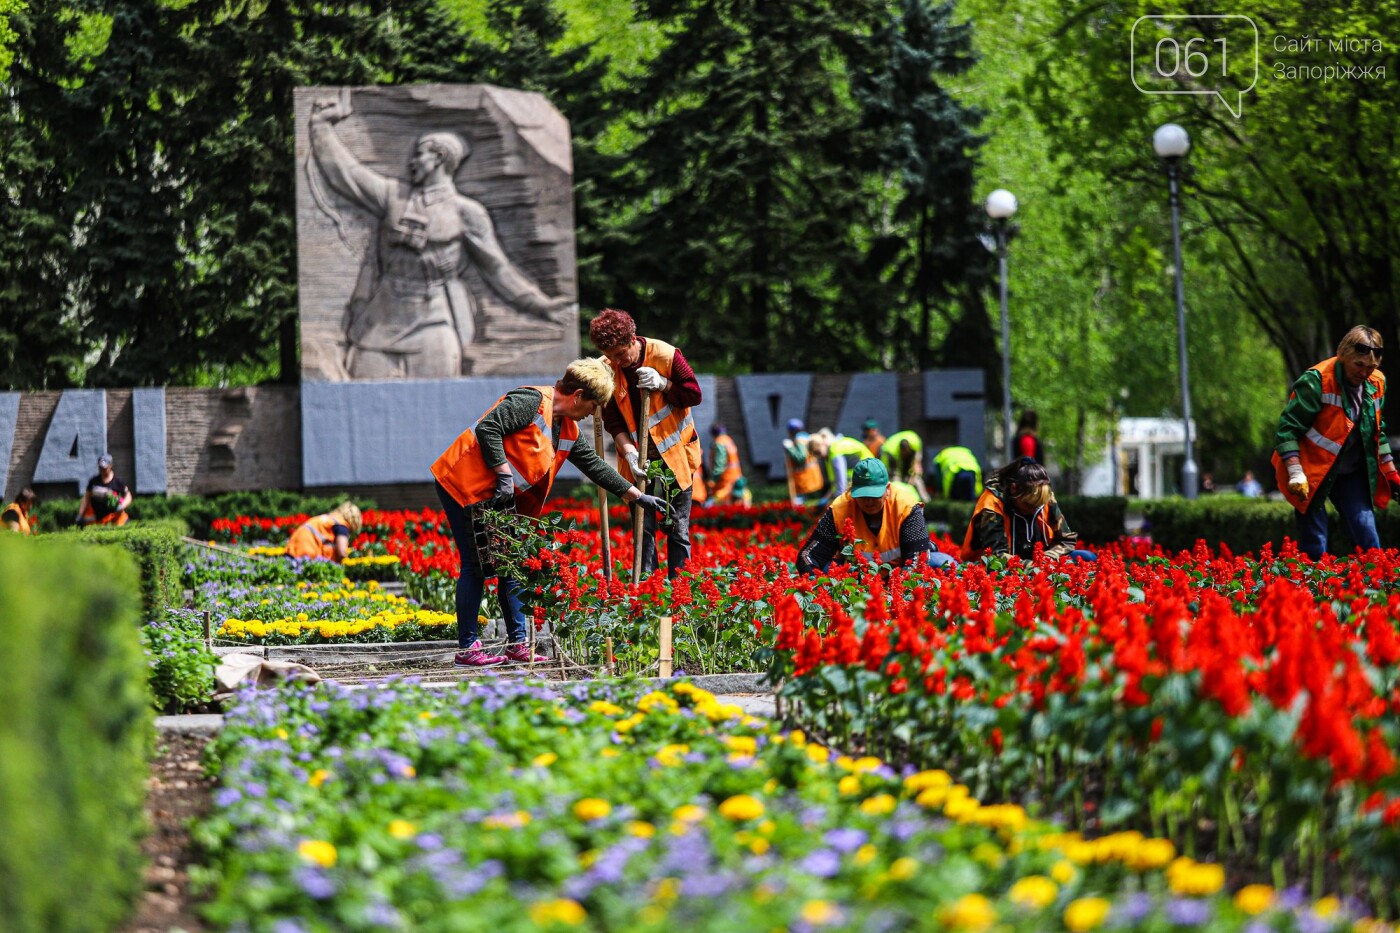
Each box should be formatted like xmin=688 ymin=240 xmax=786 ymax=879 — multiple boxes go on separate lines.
xmin=595 ymin=415 xmax=612 ymax=579
xmin=605 ymin=635 xmax=615 ymax=678
xmin=631 ymin=387 xmax=652 ymax=583
xmin=202 ymin=609 xmax=212 ymax=652
xmin=658 ymin=614 xmax=673 ymax=679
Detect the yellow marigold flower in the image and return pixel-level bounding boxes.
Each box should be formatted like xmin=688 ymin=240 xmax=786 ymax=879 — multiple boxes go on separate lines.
xmin=600 ymin=748 xmax=620 ymax=759
xmin=851 ymin=756 xmax=883 ymax=773
xmin=800 ymin=900 xmax=840 ymax=925
xmin=655 ymin=743 xmax=691 ymax=767
xmin=806 ymin=744 xmax=832 ymax=763
xmin=637 ymin=691 xmax=679 ymax=714
xmin=673 ymin=804 xmax=707 ymax=823
xmin=719 ymin=795 xmax=765 ymax=821
xmin=763 ymin=779 xmax=779 ymax=794
xmin=308 ymin=768 xmax=331 ymax=788
xmin=838 ymin=775 xmax=862 ymax=795
xmin=614 ymin=714 xmax=645 ymax=733
xmin=1064 ymin=897 xmax=1111 ymax=931
xmin=297 ymin=839 xmax=338 ymax=868
xmin=482 ymin=810 xmax=531 ymax=830
xmin=788 ymin=729 xmax=808 ymax=748
xmin=1313 ymin=896 xmax=1339 ymax=917
xmin=915 ymin=786 xmax=949 ymax=809
xmin=388 ymin=819 xmax=416 ymax=839
xmin=749 ymin=837 xmax=771 ymax=855
xmin=573 ymin=798 xmax=612 ymax=822
xmin=758 ymin=819 xmax=776 ymax=835
xmin=1008 ymin=875 xmax=1057 ymax=909
xmin=532 ymin=752 xmax=558 ymax=768
xmin=1234 ymin=884 xmax=1273 ymax=915
xmin=1125 ymin=837 xmax=1176 ymax=871
xmin=528 ymin=898 xmax=587 ymax=926
xmin=940 ymin=893 xmax=996 ymax=931
xmin=625 ymin=820 xmax=656 ymax=838
xmin=853 ymin=844 xmax=877 ymax=866
xmin=275 ymin=728 xmax=289 ymax=740
xmin=944 ymin=796 xmax=980 ymax=821
xmin=672 ymin=682 xmax=696 ymax=695
xmin=859 ymin=794 xmax=897 ymax=816
xmin=1166 ymin=858 xmax=1225 ymax=896
xmin=721 ymin=735 xmax=758 ymax=756
xmin=1051 ymin=860 xmax=1077 ymax=884
xmin=417 ymin=711 xmax=435 ymax=721
xmin=886 ymin=857 xmax=918 ymax=881
xmin=904 ymin=769 xmax=953 ymax=793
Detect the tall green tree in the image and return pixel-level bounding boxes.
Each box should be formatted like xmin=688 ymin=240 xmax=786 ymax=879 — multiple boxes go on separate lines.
xmin=854 ymin=0 xmax=989 ymax=371
xmin=610 ymin=0 xmax=893 ymax=372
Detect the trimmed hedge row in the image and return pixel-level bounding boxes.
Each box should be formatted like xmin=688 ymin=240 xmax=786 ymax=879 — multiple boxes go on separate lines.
xmin=1141 ymin=494 xmax=1400 ymax=554
xmin=0 ymin=534 xmax=152 ymax=933
xmin=33 ymin=489 xmax=373 ymax=540
xmin=58 ymin=519 xmax=189 ymax=619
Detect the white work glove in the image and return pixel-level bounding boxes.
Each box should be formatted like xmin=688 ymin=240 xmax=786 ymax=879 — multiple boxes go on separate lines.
xmin=782 ymin=438 xmax=795 ymax=450
xmin=1286 ymin=460 xmax=1309 ymax=500
xmin=623 ymin=449 xmax=643 ymax=477
xmin=635 ymin=366 xmax=668 ymax=392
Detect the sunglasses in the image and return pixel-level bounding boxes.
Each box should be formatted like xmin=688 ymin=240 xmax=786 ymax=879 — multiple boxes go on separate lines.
xmin=1354 ymin=343 xmax=1384 ymax=361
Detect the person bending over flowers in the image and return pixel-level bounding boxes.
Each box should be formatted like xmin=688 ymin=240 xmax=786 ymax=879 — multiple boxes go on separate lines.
xmin=961 ymin=458 xmax=1095 ymax=563
xmin=287 ymin=501 xmax=362 ymax=563
xmin=431 ymin=357 xmax=667 ymax=667
xmin=796 ymin=458 xmax=957 ymax=575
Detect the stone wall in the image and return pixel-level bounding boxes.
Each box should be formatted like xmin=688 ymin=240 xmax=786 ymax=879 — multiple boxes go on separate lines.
xmin=1 ymin=370 xmax=986 ymax=504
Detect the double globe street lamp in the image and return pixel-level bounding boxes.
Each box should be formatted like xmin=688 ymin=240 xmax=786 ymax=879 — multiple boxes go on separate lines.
xmin=985 ymin=188 xmax=1018 ymax=465
xmin=1153 ymin=123 xmax=1198 ymax=499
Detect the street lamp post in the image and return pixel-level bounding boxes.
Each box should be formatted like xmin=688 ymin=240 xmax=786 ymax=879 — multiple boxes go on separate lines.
xmin=1153 ymin=123 xmax=1199 ymax=499
xmin=985 ymin=188 xmax=1018 ymax=465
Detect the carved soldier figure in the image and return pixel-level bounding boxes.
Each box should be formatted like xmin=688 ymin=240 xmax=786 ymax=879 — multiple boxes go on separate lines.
xmin=309 ymin=97 xmax=569 ymax=378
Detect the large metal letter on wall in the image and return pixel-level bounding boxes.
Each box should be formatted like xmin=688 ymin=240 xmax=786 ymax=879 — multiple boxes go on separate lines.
xmin=924 ymin=370 xmax=987 ymax=467
xmin=0 ymin=393 xmax=18 ymax=495
xmin=132 ymin=388 xmax=168 ymax=494
xmin=734 ymin=375 xmax=814 ymax=481
xmin=836 ymin=373 xmax=900 ymax=443
xmin=33 ymin=390 xmax=107 ymax=493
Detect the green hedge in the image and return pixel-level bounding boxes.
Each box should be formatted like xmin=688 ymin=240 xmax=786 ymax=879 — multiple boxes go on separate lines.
xmin=1141 ymin=495 xmax=1400 ymax=554
xmin=60 ymin=519 xmax=189 ymax=619
xmin=0 ymin=534 xmax=153 ymax=933
xmin=33 ymin=489 xmax=374 ymax=539
xmin=924 ymin=495 xmax=1128 ymax=547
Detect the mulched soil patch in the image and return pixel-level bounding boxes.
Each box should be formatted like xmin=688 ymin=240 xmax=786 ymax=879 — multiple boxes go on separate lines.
xmin=118 ymin=733 xmax=211 ymax=933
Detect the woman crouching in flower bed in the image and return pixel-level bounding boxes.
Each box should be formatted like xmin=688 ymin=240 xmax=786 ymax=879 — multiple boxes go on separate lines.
xmin=430 ymin=357 xmax=668 ymax=667
xmin=962 ymin=458 xmax=1096 ymax=563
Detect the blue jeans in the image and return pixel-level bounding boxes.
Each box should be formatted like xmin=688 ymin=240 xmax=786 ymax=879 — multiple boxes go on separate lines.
xmin=1296 ymin=468 xmax=1380 ymax=560
xmin=1067 ymin=549 xmax=1097 ymax=562
xmin=435 ymin=481 xmax=527 ymax=647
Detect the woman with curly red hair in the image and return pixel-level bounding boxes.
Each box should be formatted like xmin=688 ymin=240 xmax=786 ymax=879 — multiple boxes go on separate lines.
xmin=589 ymin=308 xmax=704 ymax=579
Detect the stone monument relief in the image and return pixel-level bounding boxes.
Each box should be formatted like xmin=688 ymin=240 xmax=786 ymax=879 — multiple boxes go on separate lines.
xmin=294 ymin=85 xmax=579 ymax=381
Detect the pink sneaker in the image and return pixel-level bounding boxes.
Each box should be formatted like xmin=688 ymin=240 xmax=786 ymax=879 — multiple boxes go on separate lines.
xmin=504 ymin=643 xmax=548 ymax=663
xmin=454 ymin=641 xmax=506 ymax=667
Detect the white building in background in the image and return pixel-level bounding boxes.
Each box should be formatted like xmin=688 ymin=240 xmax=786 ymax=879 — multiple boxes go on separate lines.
xmin=1081 ymin=417 xmax=1198 ymax=499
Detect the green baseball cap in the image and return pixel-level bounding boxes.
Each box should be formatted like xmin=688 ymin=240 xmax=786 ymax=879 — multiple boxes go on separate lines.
xmin=850 ymin=458 xmax=889 ymax=498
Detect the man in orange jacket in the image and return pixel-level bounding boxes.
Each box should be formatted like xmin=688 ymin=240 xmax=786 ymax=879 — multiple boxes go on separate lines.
xmin=432 ymin=357 xmax=667 ymax=666
xmin=1273 ymin=325 xmax=1400 ymax=560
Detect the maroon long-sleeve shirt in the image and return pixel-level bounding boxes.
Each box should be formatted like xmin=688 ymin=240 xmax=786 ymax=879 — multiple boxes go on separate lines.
xmin=602 ymin=337 xmax=703 ymax=441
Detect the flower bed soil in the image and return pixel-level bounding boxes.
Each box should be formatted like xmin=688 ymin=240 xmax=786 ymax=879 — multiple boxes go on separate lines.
xmin=117 ymin=733 xmax=212 ymax=933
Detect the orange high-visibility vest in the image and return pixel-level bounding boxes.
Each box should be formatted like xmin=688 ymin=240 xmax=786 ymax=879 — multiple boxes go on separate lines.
xmin=960 ymin=489 xmax=1054 ymax=561
xmin=1272 ymin=357 xmax=1396 ymax=512
xmin=2 ymin=502 xmax=31 ymax=535
xmin=287 ymin=514 xmax=342 ymax=560
xmin=431 ymin=387 xmax=579 ymax=517
xmin=830 ymin=484 xmax=923 ymax=564
xmin=609 ymin=339 xmax=701 ymax=489
xmin=792 ymin=443 xmax=824 ymax=494
xmin=710 ymin=433 xmax=743 ymax=501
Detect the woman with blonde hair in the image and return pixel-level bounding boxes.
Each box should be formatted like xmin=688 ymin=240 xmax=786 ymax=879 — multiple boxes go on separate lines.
xmin=287 ymin=500 xmax=363 ymax=563
xmin=431 ymin=358 xmax=668 ymax=667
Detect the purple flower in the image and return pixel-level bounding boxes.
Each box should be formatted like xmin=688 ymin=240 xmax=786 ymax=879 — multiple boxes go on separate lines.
xmin=1164 ymin=899 xmax=1212 ymax=927
xmin=294 ymin=867 xmax=335 ymax=900
xmin=1114 ymin=892 xmax=1153 ymax=924
xmin=416 ymin=833 xmax=444 ymax=851
xmin=822 ymin=828 xmax=868 ymax=854
xmin=272 ymin=920 xmax=310 ymax=933
xmin=213 ymin=787 xmax=242 ymax=808
xmin=798 ymin=849 xmax=841 ymax=878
